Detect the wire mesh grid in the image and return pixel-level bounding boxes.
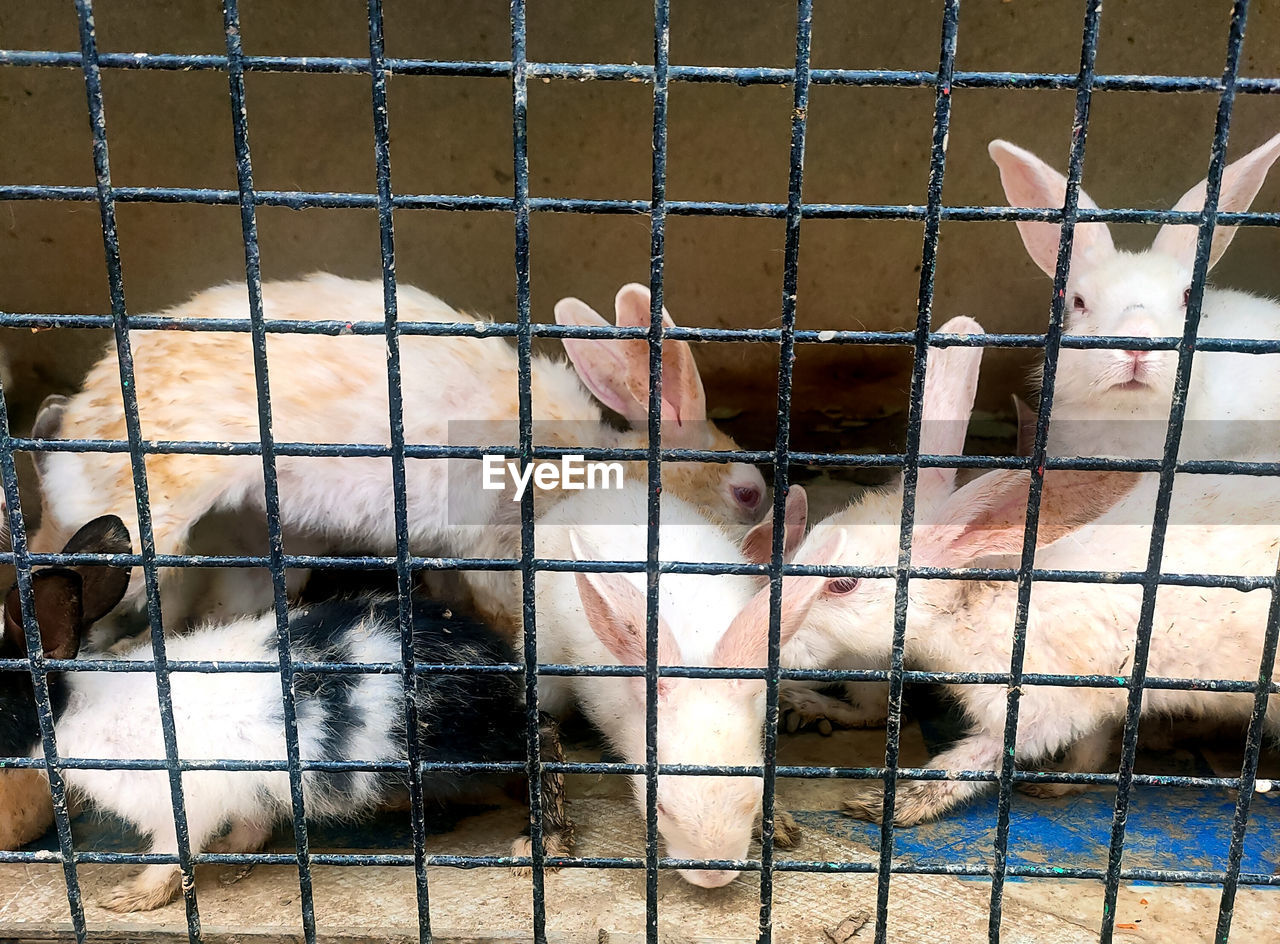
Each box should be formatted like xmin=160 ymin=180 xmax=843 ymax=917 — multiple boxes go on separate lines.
xmin=0 ymin=2 xmax=1277 ymax=944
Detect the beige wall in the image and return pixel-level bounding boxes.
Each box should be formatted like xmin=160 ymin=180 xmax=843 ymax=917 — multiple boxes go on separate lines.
xmin=3 ymin=0 xmax=1280 ymax=458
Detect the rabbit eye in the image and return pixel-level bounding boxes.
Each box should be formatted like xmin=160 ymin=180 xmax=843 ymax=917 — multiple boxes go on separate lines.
xmin=732 ymin=485 xmax=762 ymax=510
xmin=828 ymin=577 xmax=860 ymax=595
xmin=1070 ymin=293 xmax=1087 ymax=313
xmin=1182 ymin=286 xmax=1191 ymax=307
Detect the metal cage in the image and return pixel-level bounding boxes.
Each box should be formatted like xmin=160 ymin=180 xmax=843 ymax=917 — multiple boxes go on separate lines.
xmin=1 ymin=1 xmax=1278 ymax=943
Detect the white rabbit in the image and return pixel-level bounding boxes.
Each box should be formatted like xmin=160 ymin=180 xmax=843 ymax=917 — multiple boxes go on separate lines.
xmin=749 ymin=317 xmax=985 ymax=735
xmin=997 ymin=463 xmax=1280 ymax=797
xmin=29 ymin=275 xmax=765 ymax=634
xmin=989 ymin=132 xmax=1280 ymax=462
xmin=0 ymin=515 xmax=575 ymax=911
xmin=532 ymin=479 xmax=839 ymax=887
xmin=740 ymin=472 xmax=885 ymax=732
xmin=780 ymin=328 xmax=1279 ymax=825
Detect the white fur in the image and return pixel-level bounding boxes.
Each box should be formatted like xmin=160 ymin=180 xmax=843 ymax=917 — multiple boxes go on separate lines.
xmin=532 ymin=482 xmax=787 ymax=888
xmin=771 ymin=316 xmax=985 ymax=734
xmin=788 ymin=477 xmax=1278 ymax=824
xmin=782 ymin=325 xmax=1280 ymax=823
xmin=50 ymin=605 xmax=403 ymax=897
xmin=989 ymin=135 xmax=1280 ymax=462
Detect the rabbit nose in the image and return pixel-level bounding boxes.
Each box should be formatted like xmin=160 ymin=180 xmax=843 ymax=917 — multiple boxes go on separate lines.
xmin=1118 ymin=313 xmax=1158 ymax=339
xmin=678 ymin=867 xmax=739 ymax=888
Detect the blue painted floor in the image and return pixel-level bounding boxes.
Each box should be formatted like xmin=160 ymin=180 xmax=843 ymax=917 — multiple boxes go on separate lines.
xmin=797 ymin=787 xmax=1280 ymax=884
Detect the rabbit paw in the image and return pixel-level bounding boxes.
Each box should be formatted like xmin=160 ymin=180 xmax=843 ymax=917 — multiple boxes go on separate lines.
xmin=780 ymin=687 xmax=883 ymax=735
xmin=206 ymin=819 xmax=272 ymax=854
xmin=509 ymin=830 xmax=574 ymax=878
xmin=842 ymin=781 xmax=955 ymax=827
xmin=769 ymin=810 xmax=802 ymax=848
xmin=100 ymin=865 xmax=182 ymax=913
xmin=206 ymin=819 xmax=271 ymax=886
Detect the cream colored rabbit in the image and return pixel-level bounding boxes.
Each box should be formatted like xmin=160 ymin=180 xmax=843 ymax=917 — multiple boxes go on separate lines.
xmin=31 ymin=274 xmax=765 ymax=634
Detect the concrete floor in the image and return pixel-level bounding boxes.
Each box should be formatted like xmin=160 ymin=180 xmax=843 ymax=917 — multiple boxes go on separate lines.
xmin=1 ymin=721 xmax=1276 ymax=944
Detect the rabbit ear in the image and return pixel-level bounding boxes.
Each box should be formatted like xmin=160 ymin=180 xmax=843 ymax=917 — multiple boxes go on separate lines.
xmin=555 ymin=296 xmax=641 ymax=420
xmin=1012 ymin=395 xmax=1039 ymax=459
xmin=568 ymin=530 xmax=682 ymax=669
xmin=58 ymin=515 xmax=132 ymax=625
xmin=913 ymin=469 xmax=1137 ymax=566
xmin=613 ymin=284 xmax=708 ymax=438
xmin=1152 ymin=130 xmax=1280 ymax=270
xmin=3 ymin=569 xmax=85 ymax=661
xmin=741 ymin=485 xmax=808 ymax=564
xmin=917 ymin=317 xmax=984 ymax=508
xmin=31 ymin=395 xmax=69 ymax=480
xmin=712 ymin=534 xmax=844 ymax=670
xmin=988 ymin=140 xmax=1115 ymax=278
xmin=556 ymin=288 xmax=707 ymax=439
xmin=613 ymin=282 xmax=677 ymax=332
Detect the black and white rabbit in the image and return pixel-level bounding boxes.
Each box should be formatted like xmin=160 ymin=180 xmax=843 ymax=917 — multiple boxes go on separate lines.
xmin=0 ymin=516 xmax=573 ymax=912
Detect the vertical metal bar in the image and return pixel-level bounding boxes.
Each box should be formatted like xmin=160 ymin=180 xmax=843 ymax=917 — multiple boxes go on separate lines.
xmin=365 ymin=3 xmax=433 ymax=942
xmin=644 ymin=2 xmax=670 ymax=942
xmin=72 ymin=2 xmax=204 ymax=939
xmin=757 ymin=3 xmax=813 ymax=943
xmin=1097 ymin=3 xmax=1252 ymax=941
xmin=219 ymin=3 xmax=317 ymax=940
xmin=0 ymin=404 xmax=87 ymax=940
xmin=872 ymin=3 xmax=960 ymax=942
xmin=986 ymin=4 xmax=1103 ymax=941
xmin=509 ymin=3 xmax=550 ymax=943
xmin=1214 ymin=551 xmax=1280 ymax=942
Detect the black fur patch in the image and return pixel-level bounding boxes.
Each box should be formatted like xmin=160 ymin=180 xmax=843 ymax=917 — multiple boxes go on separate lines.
xmin=272 ymin=593 xmax=572 ymax=855
xmin=0 ymin=662 xmax=69 ymax=760
xmin=287 ymin=599 xmax=370 ymax=798
xmin=281 ymin=595 xmax=530 ymax=790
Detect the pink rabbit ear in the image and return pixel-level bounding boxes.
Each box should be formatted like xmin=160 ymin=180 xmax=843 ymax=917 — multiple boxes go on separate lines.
xmin=568 ymin=530 xmax=682 ymax=669
xmin=913 ymin=469 xmax=1137 ymax=566
xmin=614 ymin=284 xmax=708 ymax=437
xmin=556 ymin=287 xmax=708 ymax=441
xmin=741 ymin=485 xmax=808 ymax=565
xmin=988 ymin=139 xmax=1115 ymax=278
xmin=555 ymin=295 xmax=653 ymax=421
xmin=1152 ymin=130 xmax=1280 ymax=270
xmin=713 ymin=528 xmax=845 ymax=669
xmin=613 ymin=282 xmax=676 ymax=331
xmin=917 ymin=316 xmax=984 ymax=509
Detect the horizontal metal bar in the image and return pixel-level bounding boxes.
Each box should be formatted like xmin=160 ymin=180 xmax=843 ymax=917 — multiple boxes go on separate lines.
xmin=1 ymin=550 xmax=1273 ymax=594
xmin=4 ymin=183 xmax=1280 ymax=230
xmin=7 ymin=306 xmax=1280 ymax=359
xmin=11 ymin=435 xmax=1280 ymax=481
xmin=3 ymin=49 xmax=1280 ymax=96
xmin=0 ymin=847 xmax=1274 ymax=888
xmin=0 ymin=753 xmax=1257 ymax=791
xmin=4 ymin=655 xmax=1274 ymax=697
